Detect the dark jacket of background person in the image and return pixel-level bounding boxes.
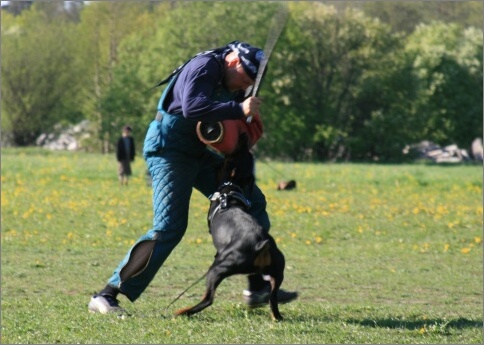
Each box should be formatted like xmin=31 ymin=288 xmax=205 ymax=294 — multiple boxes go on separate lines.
xmin=116 ymin=135 xmax=135 ymax=162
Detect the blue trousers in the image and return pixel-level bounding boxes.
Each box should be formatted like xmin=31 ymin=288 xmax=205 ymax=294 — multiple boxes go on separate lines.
xmin=107 ymin=148 xmax=270 ymax=302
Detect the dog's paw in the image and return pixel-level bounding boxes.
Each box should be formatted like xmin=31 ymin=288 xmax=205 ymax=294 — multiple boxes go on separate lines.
xmin=272 ymin=313 xmax=284 ymax=322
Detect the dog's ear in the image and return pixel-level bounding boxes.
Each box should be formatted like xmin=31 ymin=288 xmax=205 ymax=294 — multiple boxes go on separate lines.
xmin=217 ymin=157 xmax=232 ymax=184
xmin=255 ymin=239 xmax=270 ymax=252
xmin=230 ymin=148 xmax=255 ymax=192
xmin=219 ymin=135 xmax=256 ymax=189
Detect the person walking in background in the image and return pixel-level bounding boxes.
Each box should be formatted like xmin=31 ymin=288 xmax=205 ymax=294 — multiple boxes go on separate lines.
xmin=89 ymin=41 xmax=297 ymax=315
xmin=116 ymin=125 xmax=135 ymax=186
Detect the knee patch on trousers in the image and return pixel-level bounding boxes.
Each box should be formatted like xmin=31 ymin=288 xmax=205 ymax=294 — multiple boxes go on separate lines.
xmin=120 ymin=240 xmax=156 ymax=281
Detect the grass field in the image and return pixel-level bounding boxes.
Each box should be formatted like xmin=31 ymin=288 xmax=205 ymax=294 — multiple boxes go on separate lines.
xmin=1 ymin=147 xmax=482 ymax=344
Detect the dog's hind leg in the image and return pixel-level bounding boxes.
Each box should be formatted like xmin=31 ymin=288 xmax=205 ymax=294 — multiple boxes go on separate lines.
xmin=268 ymin=242 xmax=285 ymax=321
xmin=175 ymin=262 xmax=230 ymax=317
xmin=268 ymin=275 xmax=283 ymax=321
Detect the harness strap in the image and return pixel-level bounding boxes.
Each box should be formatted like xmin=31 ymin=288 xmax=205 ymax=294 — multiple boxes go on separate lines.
xmin=151 ymin=45 xmax=229 ymax=89
xmin=207 ymin=188 xmax=251 ymax=230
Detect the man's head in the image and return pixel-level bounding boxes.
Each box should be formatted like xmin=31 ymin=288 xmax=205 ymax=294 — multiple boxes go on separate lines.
xmin=122 ymin=125 xmax=132 ymax=136
xmin=228 ymin=41 xmax=264 ymax=81
xmin=224 ymin=41 xmax=264 ymax=92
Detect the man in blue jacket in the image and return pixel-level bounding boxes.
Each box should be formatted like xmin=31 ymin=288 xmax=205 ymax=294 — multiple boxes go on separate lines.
xmin=88 ymin=41 xmax=298 ymax=315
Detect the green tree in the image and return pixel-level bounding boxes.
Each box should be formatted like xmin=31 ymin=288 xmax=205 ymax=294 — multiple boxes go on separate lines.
xmin=362 ymin=2 xmax=483 ymax=34
xmin=75 ymin=2 xmax=152 ymax=152
xmin=347 ymin=21 xmax=483 ymax=161
xmin=258 ymin=3 xmax=398 ymax=161
xmin=404 ymin=22 xmax=483 ymax=148
xmin=1 ymin=4 xmax=84 ymax=146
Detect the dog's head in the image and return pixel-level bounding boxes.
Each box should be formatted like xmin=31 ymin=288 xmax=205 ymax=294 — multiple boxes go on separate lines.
xmin=219 ymin=134 xmax=255 ymax=191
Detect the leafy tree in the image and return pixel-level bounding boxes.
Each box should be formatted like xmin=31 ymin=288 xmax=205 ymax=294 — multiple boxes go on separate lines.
xmin=403 ymin=22 xmax=483 ymax=148
xmin=350 ymin=21 xmax=483 ymax=161
xmin=1 ymin=4 xmax=84 ymax=146
xmin=362 ymin=2 xmax=483 ymax=34
xmin=75 ymin=2 xmax=152 ymax=152
xmin=258 ymin=3 xmax=398 ymax=161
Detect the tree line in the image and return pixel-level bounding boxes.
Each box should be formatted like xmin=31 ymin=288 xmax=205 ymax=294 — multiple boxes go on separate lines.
xmin=2 ymin=1 xmax=482 ymax=161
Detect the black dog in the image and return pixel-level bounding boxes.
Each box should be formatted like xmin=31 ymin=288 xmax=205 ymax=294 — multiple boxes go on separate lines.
xmin=175 ymin=144 xmax=286 ymax=321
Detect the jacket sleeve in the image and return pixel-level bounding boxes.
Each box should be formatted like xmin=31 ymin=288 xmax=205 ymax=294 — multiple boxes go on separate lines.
xmin=130 ymin=138 xmax=135 ymax=161
xmin=116 ymin=138 xmax=122 ymax=161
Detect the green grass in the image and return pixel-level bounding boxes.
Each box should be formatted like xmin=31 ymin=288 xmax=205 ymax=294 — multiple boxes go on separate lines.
xmin=1 ymin=147 xmax=482 ymax=344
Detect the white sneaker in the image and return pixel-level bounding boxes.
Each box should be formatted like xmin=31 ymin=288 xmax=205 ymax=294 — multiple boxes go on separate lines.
xmin=243 ymin=287 xmax=298 ymax=308
xmin=88 ymin=294 xmax=127 ymax=315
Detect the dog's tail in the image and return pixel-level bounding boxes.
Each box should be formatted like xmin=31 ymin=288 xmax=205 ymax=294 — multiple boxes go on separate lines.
xmin=253 ymin=239 xmax=271 ymax=268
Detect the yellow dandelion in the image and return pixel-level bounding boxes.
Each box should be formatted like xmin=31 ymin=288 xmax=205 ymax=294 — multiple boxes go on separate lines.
xmin=276 ymin=237 xmax=282 ymax=243
xmin=305 ymin=240 xmax=311 ymax=245
xmin=474 ymin=237 xmax=481 ymax=244
xmin=461 ymin=247 xmax=471 ymax=254
xmin=290 ymin=233 xmax=297 ymax=238
xmin=412 ymin=207 xmax=419 ymax=215
xmin=196 ymin=238 xmax=202 ymax=244
xmin=443 ymin=244 xmax=450 ymax=252
xmin=436 ymin=205 xmax=447 ymax=214
xmin=315 ymin=236 xmax=322 ymax=243
xmin=419 ymin=326 xmax=426 ymax=334
xmin=357 ymin=226 xmax=364 ymax=233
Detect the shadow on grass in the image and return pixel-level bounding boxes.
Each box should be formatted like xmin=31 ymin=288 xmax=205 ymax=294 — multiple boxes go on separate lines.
xmin=275 ymin=311 xmax=482 ymax=332
xmin=345 ymin=317 xmax=483 ymax=330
